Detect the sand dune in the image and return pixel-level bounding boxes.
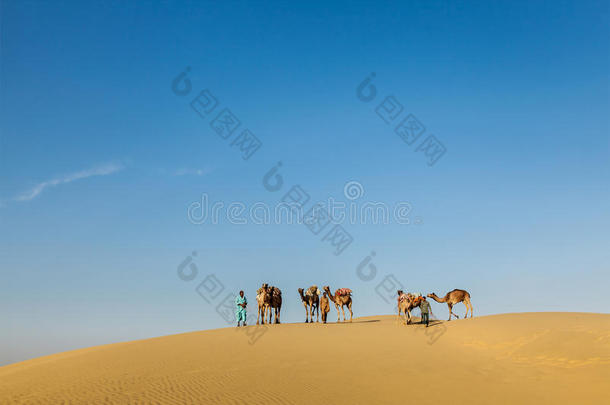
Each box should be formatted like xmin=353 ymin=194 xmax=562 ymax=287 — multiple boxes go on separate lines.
xmin=1 ymin=312 xmax=609 ymax=404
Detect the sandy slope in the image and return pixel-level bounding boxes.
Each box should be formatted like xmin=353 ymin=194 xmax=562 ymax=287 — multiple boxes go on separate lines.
xmin=1 ymin=313 xmax=609 ymax=404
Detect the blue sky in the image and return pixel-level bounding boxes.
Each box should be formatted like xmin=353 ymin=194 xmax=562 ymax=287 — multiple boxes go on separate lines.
xmin=1 ymin=0 xmax=608 ymax=365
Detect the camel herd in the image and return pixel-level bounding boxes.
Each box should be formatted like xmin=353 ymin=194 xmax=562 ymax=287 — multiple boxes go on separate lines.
xmin=256 ymin=283 xmax=283 ymax=324
xmin=256 ymin=284 xmax=353 ymax=325
xmin=255 ymin=283 xmax=473 ymax=325
xmin=297 ymin=286 xmax=353 ymax=323
xmin=398 ymin=289 xmax=473 ymax=324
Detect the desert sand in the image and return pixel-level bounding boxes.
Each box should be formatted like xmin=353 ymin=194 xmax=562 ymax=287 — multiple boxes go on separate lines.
xmin=1 ymin=312 xmax=609 ymax=404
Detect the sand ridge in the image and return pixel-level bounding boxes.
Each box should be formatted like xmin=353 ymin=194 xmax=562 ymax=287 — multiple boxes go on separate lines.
xmin=1 ymin=312 xmax=609 ymax=404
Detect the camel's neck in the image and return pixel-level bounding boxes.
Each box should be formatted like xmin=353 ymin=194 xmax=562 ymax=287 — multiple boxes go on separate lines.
xmin=299 ymin=291 xmax=307 ymax=303
xmin=325 ymin=289 xmax=336 ymax=303
xmin=430 ymin=294 xmax=446 ymax=303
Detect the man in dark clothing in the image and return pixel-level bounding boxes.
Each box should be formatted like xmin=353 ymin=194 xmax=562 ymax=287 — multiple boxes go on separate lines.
xmin=420 ymin=296 xmax=431 ymax=327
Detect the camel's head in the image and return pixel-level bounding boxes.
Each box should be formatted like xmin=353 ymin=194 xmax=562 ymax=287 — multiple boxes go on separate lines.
xmin=297 ymin=288 xmax=304 ymax=294
xmin=427 ymin=293 xmax=435 ymax=298
xmin=397 ymin=290 xmax=403 ymax=296
xmin=262 ymin=283 xmax=268 ymax=289
xmin=323 ymin=285 xmax=330 ymax=292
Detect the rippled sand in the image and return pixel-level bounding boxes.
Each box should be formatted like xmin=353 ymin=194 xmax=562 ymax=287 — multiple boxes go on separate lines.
xmin=1 ymin=312 xmax=609 ymax=404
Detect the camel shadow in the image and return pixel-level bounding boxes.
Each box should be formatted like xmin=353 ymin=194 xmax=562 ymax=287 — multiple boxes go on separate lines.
xmin=325 ymin=319 xmax=380 ymax=325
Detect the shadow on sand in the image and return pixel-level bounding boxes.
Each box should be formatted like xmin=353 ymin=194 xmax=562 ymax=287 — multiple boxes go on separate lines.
xmin=397 ymin=318 xmax=445 ymax=328
xmin=320 ymin=319 xmax=381 ymax=325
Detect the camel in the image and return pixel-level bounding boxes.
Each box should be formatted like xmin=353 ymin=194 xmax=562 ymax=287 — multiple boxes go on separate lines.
xmin=323 ymin=286 xmax=353 ymax=322
xmin=320 ymin=292 xmax=330 ymax=323
xmin=397 ymin=290 xmax=424 ymax=325
xmin=267 ymin=285 xmax=282 ymax=324
xmin=397 ymin=290 xmax=410 ymax=323
xmin=298 ymin=286 xmax=320 ymax=323
xmin=256 ymin=283 xmax=271 ymax=325
xmin=427 ymin=289 xmax=473 ymax=321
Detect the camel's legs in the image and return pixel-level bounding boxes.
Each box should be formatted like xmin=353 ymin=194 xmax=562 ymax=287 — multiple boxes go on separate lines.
xmin=336 ymin=304 xmax=341 ymax=322
xmin=348 ymin=302 xmax=353 ymax=322
xmin=465 ymin=298 xmax=473 ymax=318
xmin=400 ymin=307 xmax=408 ymax=325
xmin=448 ymin=303 xmax=459 ymax=320
xmin=341 ymin=306 xmax=346 ymax=322
xmin=303 ymin=304 xmax=309 ymax=323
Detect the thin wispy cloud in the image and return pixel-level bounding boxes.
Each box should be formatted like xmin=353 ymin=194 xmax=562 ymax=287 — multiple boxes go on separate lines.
xmin=14 ymin=163 xmax=124 ymax=202
xmin=173 ymin=168 xmax=212 ymax=177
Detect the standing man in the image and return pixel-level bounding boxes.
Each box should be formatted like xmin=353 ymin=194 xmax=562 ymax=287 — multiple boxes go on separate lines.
xmin=235 ymin=290 xmax=247 ymax=327
xmin=320 ymin=292 xmax=330 ymax=324
xmin=420 ymin=296 xmax=431 ymax=327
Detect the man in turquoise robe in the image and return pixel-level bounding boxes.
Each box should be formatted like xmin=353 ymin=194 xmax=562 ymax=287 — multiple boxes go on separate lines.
xmin=235 ymin=290 xmax=247 ymax=327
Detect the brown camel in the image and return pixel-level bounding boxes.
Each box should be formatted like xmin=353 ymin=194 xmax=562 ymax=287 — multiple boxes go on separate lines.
xmin=320 ymin=292 xmax=331 ymax=323
xmin=323 ymin=286 xmax=353 ymax=322
xmin=256 ymin=283 xmax=271 ymax=325
xmin=397 ymin=290 xmax=424 ymax=325
xmin=267 ymin=285 xmax=282 ymax=324
xmin=427 ymin=289 xmax=473 ymax=321
xmin=298 ymin=286 xmax=319 ymax=323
